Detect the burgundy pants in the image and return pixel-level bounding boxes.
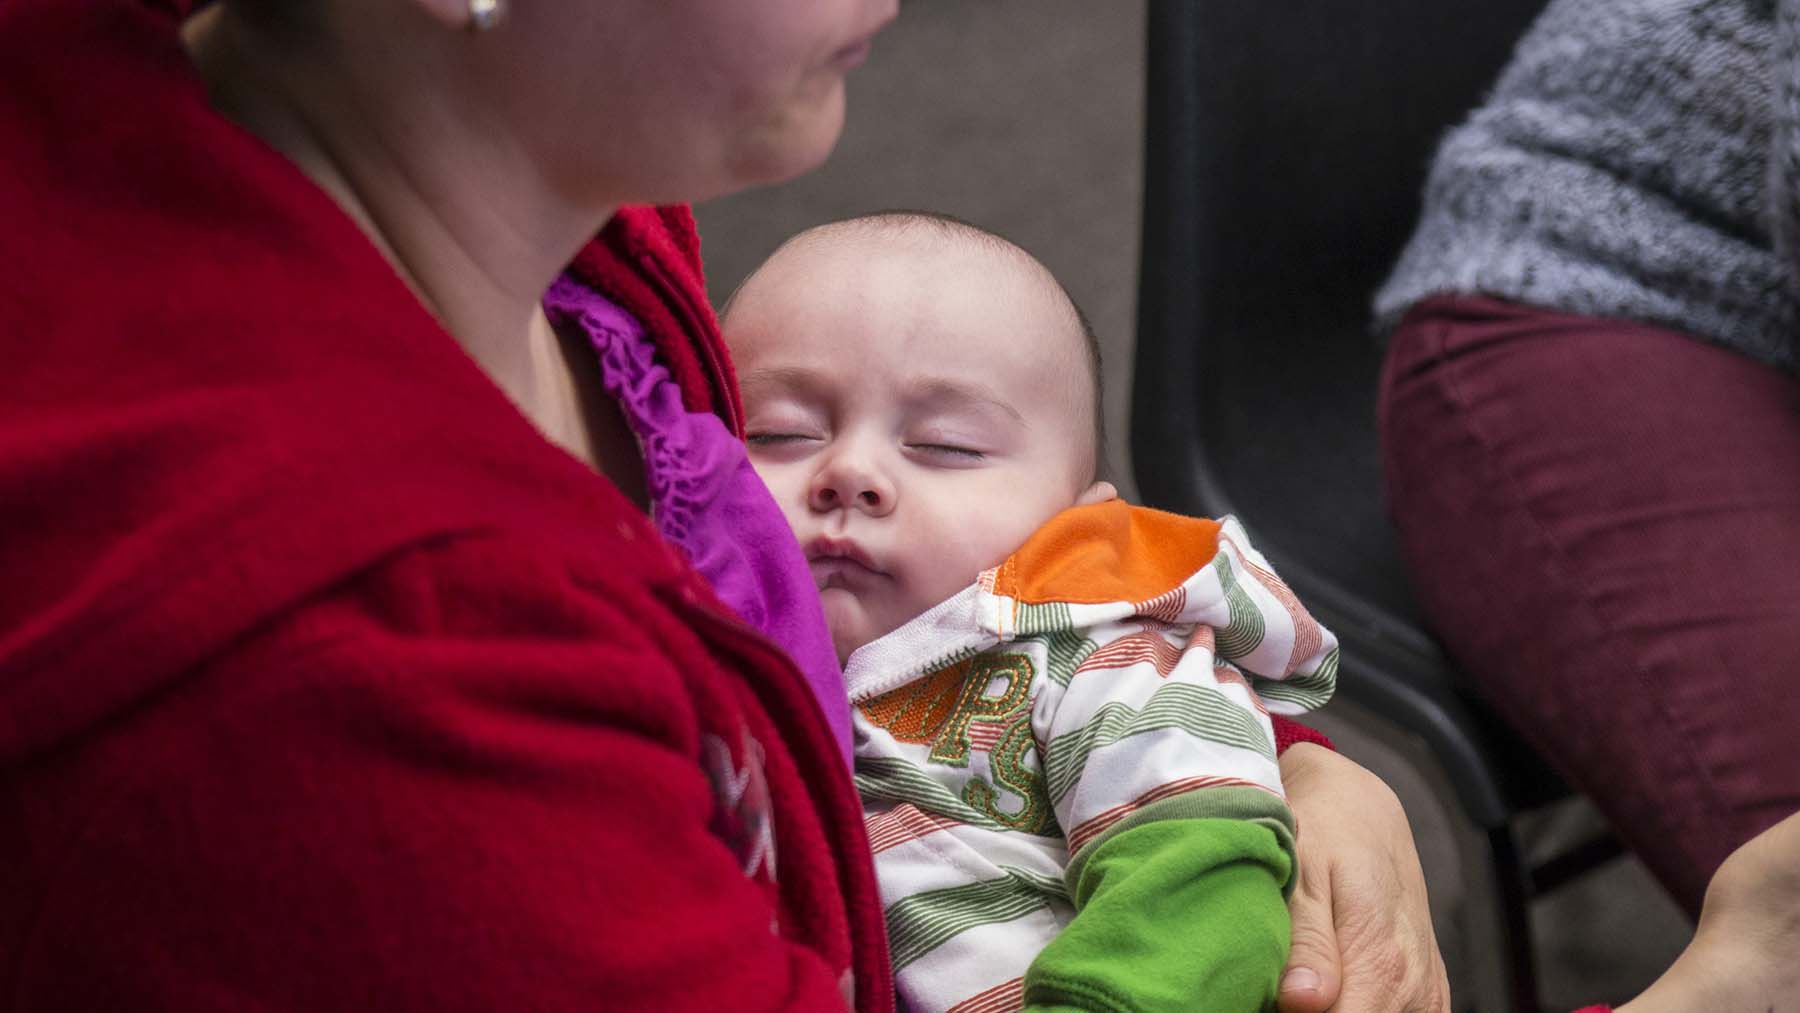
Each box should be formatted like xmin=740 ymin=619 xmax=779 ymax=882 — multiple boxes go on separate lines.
xmin=1379 ymin=295 xmax=1800 ymax=915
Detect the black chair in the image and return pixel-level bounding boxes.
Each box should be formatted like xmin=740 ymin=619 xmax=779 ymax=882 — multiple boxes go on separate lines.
xmin=1132 ymin=2 xmax=1621 ymax=1010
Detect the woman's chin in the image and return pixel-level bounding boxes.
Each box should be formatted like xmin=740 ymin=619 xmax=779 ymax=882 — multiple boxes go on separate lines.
xmin=727 ymin=87 xmax=848 ymax=191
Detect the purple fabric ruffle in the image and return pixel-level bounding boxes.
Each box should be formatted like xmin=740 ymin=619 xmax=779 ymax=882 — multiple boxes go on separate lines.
xmin=543 ymin=276 xmax=851 ymax=766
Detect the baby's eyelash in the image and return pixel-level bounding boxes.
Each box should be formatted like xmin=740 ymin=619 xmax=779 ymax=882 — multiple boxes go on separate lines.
xmin=746 ymin=432 xmax=815 ymax=446
xmin=910 ymin=443 xmax=986 ymax=460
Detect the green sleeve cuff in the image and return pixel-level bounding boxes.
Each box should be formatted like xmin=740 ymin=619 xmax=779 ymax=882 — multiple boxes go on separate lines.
xmin=1064 ymin=785 xmax=1297 ymax=899
xmin=1025 ymin=818 xmax=1292 ymax=1013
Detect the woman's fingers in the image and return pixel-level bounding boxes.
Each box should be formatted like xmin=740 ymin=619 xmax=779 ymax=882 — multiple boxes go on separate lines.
xmin=1324 ymin=850 xmax=1450 ymax=1013
xmin=1276 ymin=849 xmax=1342 ymax=1012
xmin=1277 ymin=743 xmax=1451 ymax=1013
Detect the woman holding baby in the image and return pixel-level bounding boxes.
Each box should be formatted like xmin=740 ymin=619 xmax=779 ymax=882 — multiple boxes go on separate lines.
xmin=1 ymin=0 xmax=1779 ymax=1009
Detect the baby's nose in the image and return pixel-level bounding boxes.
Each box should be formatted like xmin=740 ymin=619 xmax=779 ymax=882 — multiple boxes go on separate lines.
xmin=811 ymin=485 xmax=884 ymax=510
xmin=809 ymin=462 xmax=895 ymax=515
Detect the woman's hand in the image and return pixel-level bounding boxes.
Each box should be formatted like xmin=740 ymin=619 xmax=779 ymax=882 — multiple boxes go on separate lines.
xmin=1615 ymin=809 xmax=1800 ymax=1013
xmin=1275 ymin=743 xmax=1451 ymax=1013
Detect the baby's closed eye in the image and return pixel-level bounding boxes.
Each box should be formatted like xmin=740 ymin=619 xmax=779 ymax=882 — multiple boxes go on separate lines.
xmin=904 ymin=441 xmax=987 ymax=462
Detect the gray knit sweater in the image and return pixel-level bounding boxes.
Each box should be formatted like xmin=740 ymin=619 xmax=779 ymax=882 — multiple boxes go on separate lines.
xmin=1376 ymin=0 xmax=1800 ymax=374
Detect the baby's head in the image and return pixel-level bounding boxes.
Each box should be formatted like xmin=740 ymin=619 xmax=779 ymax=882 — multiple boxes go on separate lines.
xmin=722 ymin=212 xmax=1114 ymax=662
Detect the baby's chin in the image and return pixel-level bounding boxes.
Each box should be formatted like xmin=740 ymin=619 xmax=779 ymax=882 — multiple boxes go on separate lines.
xmin=821 ymin=587 xmax=904 ymax=668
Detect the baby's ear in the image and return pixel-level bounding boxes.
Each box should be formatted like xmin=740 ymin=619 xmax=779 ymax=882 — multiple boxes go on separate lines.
xmin=1076 ymin=480 xmax=1119 ymax=507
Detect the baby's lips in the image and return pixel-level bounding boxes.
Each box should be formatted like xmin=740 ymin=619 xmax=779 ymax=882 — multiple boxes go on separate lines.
xmin=804 ymin=534 xmax=885 ymax=574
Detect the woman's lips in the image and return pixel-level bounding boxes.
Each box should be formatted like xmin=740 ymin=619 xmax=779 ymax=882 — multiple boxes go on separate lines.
xmin=830 ymin=39 xmax=874 ymax=71
xmin=831 ymin=7 xmax=895 ymax=72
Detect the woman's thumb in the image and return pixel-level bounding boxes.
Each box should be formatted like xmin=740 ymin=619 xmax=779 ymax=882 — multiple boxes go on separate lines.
xmin=1277 ymin=878 xmax=1342 ymax=1013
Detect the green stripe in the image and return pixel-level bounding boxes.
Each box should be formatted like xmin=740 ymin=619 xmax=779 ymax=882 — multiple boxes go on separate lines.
xmin=1044 ymin=682 xmax=1276 ymax=805
xmin=855 ymin=756 xmax=1007 ymax=831
xmin=1254 ymin=646 xmax=1338 ymax=710
xmin=1212 ymin=554 xmax=1266 ymax=662
xmin=1018 ymin=628 xmax=1099 ymax=688
xmin=885 ymin=866 xmax=1067 ymax=970
xmin=1014 ymin=600 xmax=1073 ymax=636
xmin=1064 ymin=786 xmax=1298 ymax=895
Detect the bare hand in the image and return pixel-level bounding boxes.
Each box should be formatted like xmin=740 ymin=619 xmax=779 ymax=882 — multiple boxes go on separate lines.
xmin=1617 ymin=809 xmax=1800 ymax=1013
xmin=1275 ymin=743 xmax=1451 ymax=1013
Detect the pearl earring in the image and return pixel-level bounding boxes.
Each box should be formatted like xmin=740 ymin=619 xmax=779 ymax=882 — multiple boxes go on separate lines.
xmin=469 ymin=0 xmax=504 ymax=31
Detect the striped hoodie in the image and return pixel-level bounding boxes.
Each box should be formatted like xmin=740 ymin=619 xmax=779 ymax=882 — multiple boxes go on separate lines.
xmin=846 ymin=500 xmax=1338 ymax=1012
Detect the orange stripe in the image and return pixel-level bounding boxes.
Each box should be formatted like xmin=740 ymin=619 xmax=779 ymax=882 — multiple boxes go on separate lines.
xmin=1228 ymin=534 xmax=1324 ymax=674
xmin=968 ymin=721 xmax=1007 ymax=753
xmin=1068 ymin=775 xmax=1279 ymax=852
xmin=1075 ymin=629 xmax=1183 ymax=678
xmin=1189 ymin=624 xmax=1215 ymax=654
xmin=1132 ymin=585 xmax=1187 ymax=623
xmin=1080 ymin=641 xmax=1164 ymax=672
xmin=947 ymin=976 xmax=1025 ymax=1013
xmin=1211 ymin=663 xmax=1270 ymax=718
xmin=865 ymin=803 xmax=959 ymax=854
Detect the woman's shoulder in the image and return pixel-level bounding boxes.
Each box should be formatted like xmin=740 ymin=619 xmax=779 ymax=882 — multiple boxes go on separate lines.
xmin=0 ymin=0 xmax=724 ymax=755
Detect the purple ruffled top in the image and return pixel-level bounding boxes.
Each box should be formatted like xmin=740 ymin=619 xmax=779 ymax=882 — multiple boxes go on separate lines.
xmin=543 ymin=276 xmax=851 ymax=767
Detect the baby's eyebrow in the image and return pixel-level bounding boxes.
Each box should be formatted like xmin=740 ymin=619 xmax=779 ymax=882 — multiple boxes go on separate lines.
xmin=905 ymin=378 xmax=1026 ymax=425
xmin=739 ymin=365 xmax=827 ymax=401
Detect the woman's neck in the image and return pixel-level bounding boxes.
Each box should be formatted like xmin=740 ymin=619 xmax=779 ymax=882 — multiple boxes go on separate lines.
xmin=180 ymin=6 xmax=616 ymax=435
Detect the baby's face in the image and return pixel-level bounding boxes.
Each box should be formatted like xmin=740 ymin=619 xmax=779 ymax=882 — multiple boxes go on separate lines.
xmin=726 ymin=232 xmax=1104 ymax=663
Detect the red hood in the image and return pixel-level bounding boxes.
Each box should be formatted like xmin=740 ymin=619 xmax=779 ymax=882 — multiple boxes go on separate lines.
xmin=574 ymin=207 xmax=746 ymax=437
xmin=0 ymin=0 xmax=739 ymax=762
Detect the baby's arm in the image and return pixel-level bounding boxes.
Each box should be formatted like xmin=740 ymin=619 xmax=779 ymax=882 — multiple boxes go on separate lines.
xmin=1025 ymin=809 xmax=1294 ymax=1012
xmin=1027 ymin=630 xmax=1300 ymax=1010
xmin=1027 ymin=518 xmax=1338 ymax=1011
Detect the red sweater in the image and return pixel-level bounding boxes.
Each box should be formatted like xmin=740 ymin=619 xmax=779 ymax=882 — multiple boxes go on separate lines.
xmin=0 ymin=0 xmax=887 ymax=1008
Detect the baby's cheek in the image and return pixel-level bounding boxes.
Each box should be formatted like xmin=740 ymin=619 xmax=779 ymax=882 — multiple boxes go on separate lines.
xmin=753 ymin=464 xmax=808 ymax=521
xmin=959 ymin=514 xmax=1047 ymax=574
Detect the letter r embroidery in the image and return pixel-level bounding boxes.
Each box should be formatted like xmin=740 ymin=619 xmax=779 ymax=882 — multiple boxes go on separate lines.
xmin=928 ymin=653 xmax=1034 ymax=767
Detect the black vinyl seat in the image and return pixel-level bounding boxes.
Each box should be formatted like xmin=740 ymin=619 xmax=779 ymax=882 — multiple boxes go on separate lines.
xmin=1131 ymin=2 xmax=1618 ymax=1009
